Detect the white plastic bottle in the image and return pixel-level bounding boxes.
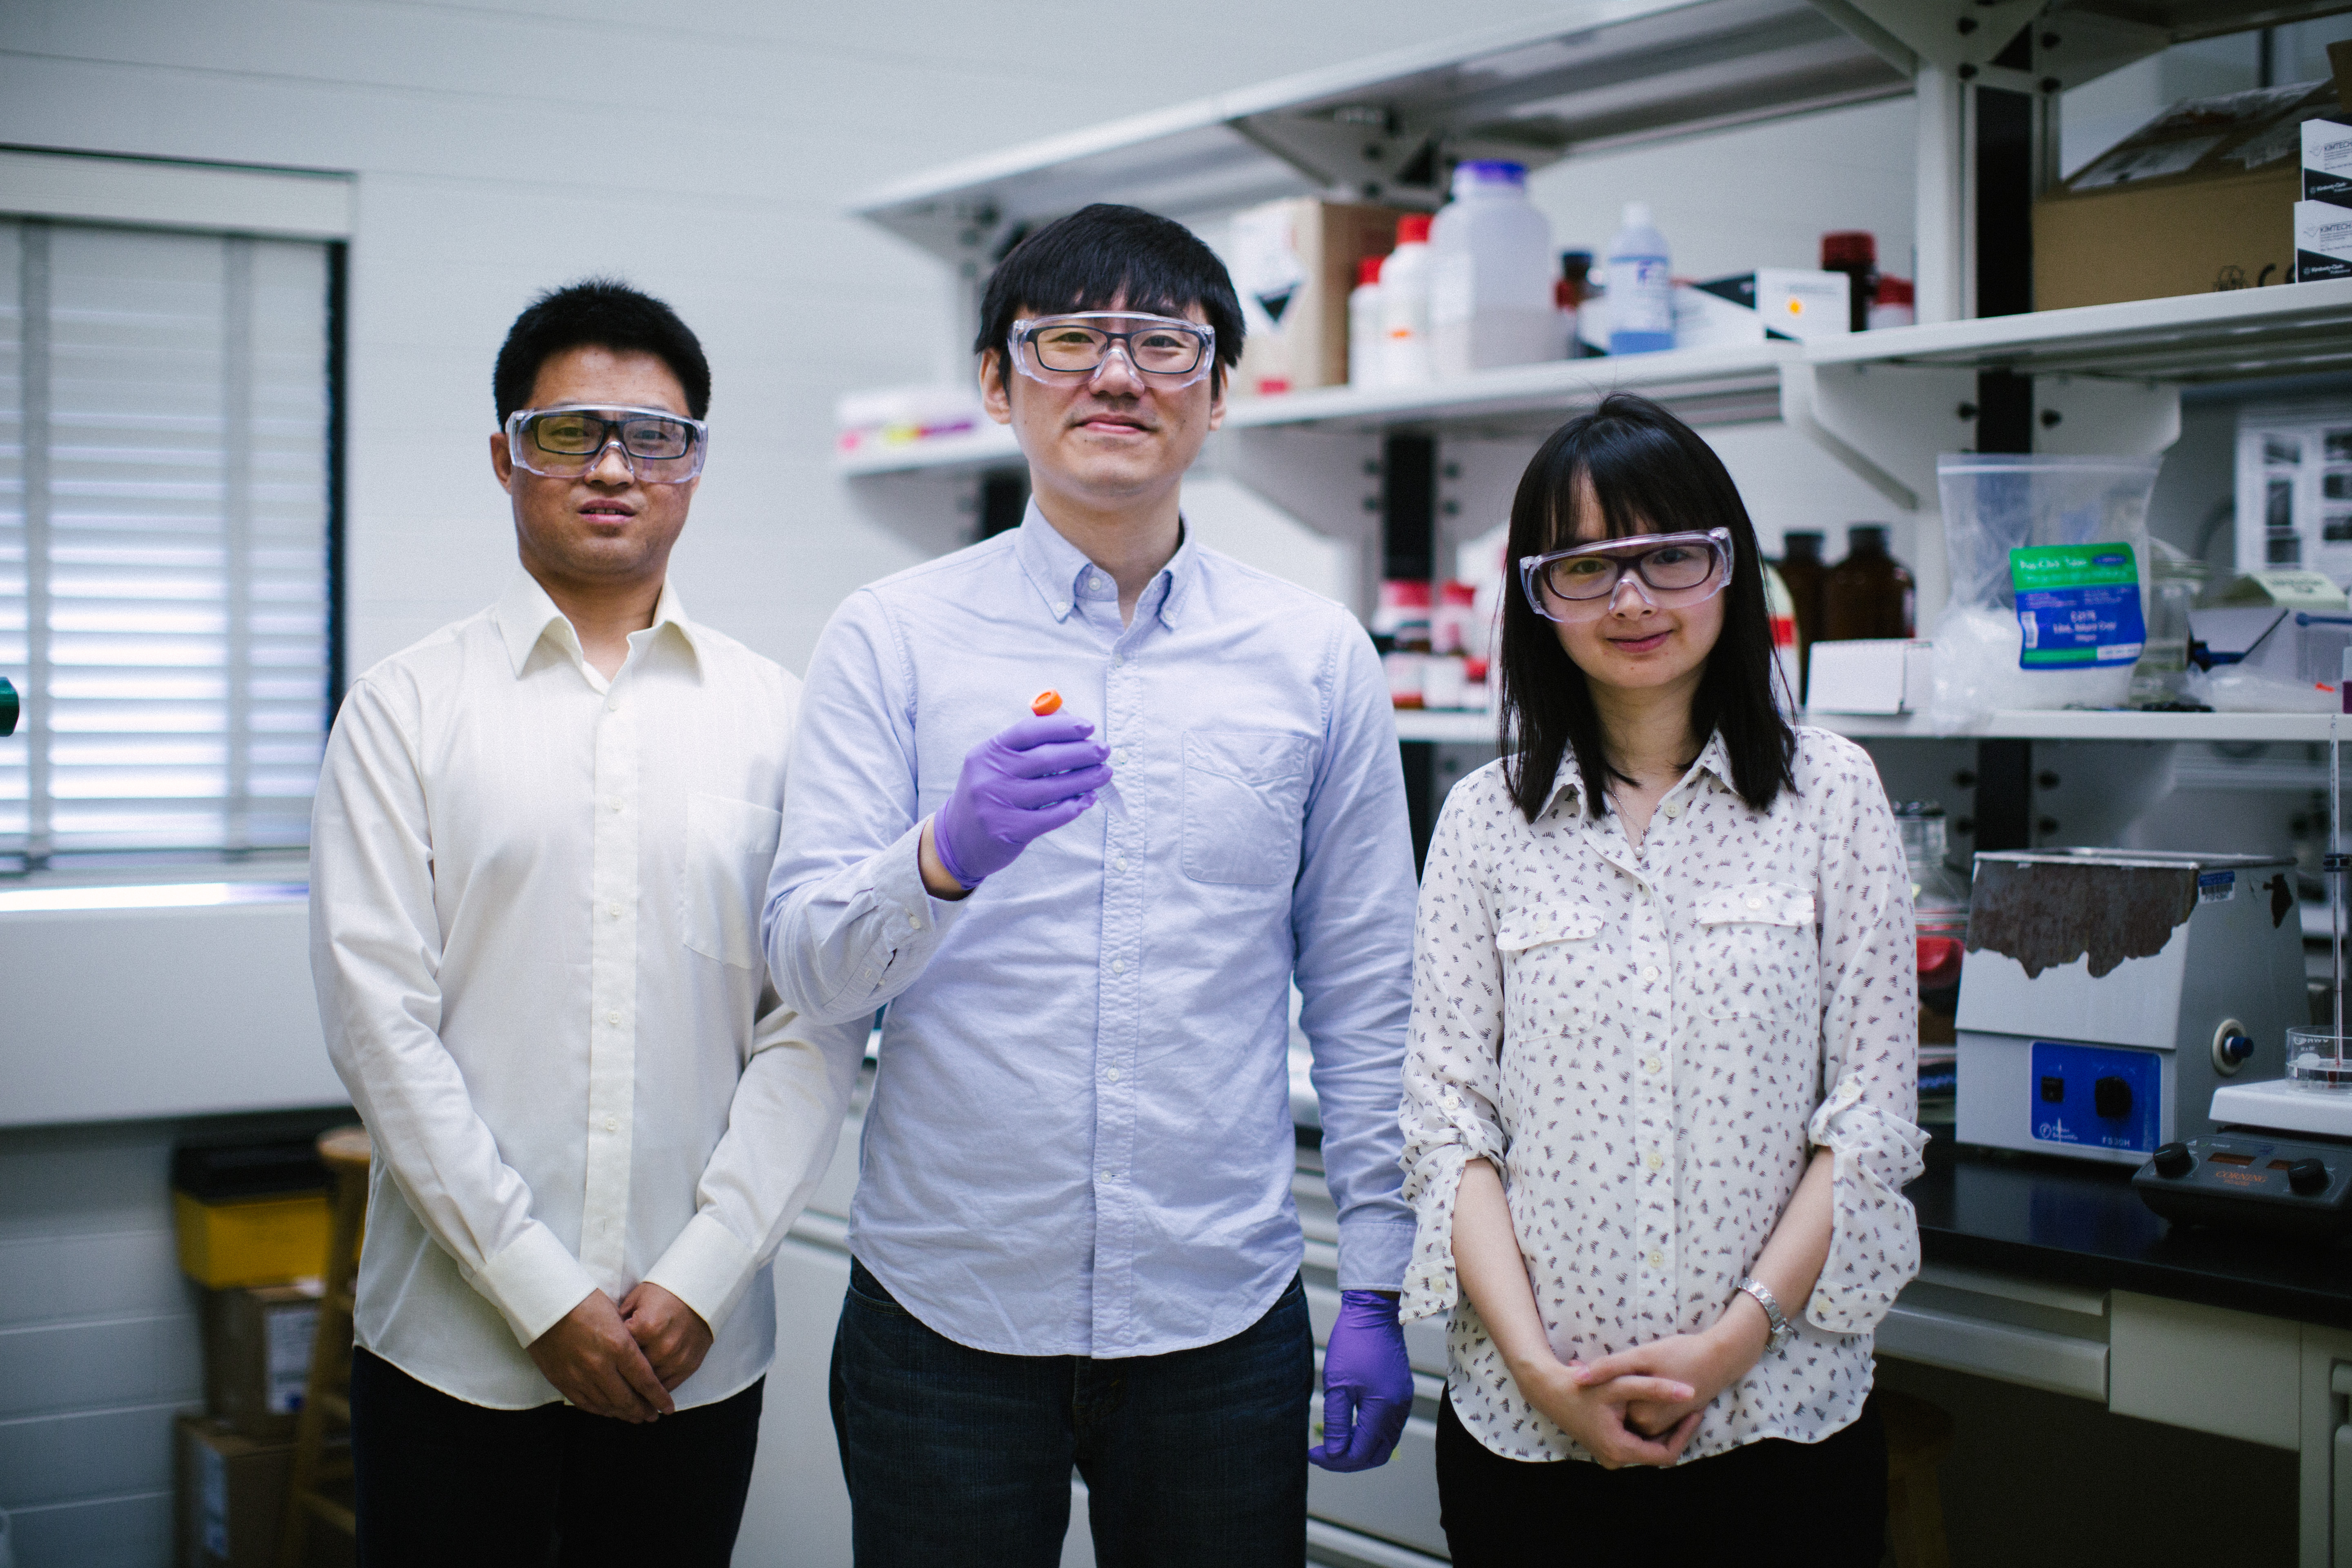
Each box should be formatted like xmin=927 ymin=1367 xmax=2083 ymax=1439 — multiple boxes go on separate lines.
xmin=1606 ymin=201 xmax=1675 ymax=356
xmin=1427 ymin=161 xmax=1557 ymax=377
xmin=1348 ymin=255 xmax=1385 ymax=387
xmin=1379 ymin=214 xmax=1434 ymax=386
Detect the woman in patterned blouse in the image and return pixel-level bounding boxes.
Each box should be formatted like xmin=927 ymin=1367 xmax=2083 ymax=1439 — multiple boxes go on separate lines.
xmin=1398 ymin=393 xmax=1923 ymax=1564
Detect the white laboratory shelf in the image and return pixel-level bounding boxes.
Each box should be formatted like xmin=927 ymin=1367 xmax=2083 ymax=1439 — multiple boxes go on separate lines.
xmin=850 ymin=0 xmax=1907 ymax=265
xmin=1806 ymin=278 xmax=2352 ymax=385
xmin=1224 ymin=341 xmax=1792 ymax=436
xmin=1393 ymin=708 xmax=1504 ymax=744
xmin=1808 ymin=709 xmax=2341 ymax=744
xmin=835 ymin=424 xmax=1021 ymax=478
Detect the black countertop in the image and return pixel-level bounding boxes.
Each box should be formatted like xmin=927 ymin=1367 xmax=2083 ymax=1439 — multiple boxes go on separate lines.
xmin=1911 ymin=1132 xmax=2352 ymax=1329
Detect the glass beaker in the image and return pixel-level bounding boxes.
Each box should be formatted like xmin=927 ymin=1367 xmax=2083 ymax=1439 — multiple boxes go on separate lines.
xmin=2288 ymin=1025 xmax=2352 ymax=1089
xmin=2129 ymin=547 xmax=2208 ymax=706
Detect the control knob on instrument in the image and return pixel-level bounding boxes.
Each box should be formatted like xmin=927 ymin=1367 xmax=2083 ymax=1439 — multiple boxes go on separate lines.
xmin=2152 ymin=1142 xmax=2194 ymax=1180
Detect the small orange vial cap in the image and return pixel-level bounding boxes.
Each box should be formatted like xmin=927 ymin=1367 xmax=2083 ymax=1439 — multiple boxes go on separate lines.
xmin=1030 ymin=689 xmax=1063 ymax=717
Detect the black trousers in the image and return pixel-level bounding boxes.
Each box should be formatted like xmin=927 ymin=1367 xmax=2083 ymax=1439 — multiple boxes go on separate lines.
xmin=348 ymin=1346 xmax=763 ymax=1568
xmin=1435 ymin=1390 xmax=1886 ymax=1567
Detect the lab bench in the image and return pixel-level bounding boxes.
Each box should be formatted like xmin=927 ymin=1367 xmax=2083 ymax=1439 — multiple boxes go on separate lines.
xmin=751 ymin=1091 xmax=2352 ymax=1568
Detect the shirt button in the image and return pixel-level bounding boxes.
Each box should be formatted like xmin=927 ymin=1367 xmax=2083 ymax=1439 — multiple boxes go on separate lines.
xmin=1116 ymin=856 xmax=1129 ymax=871
xmin=1663 ymin=802 xmax=1680 ymax=818
xmin=1641 ymin=964 xmax=1660 ymax=982
xmin=1647 ymin=1250 xmax=1665 ymax=1269
xmin=908 ymin=914 xmax=922 ymax=931
xmin=1747 ymin=895 xmax=1764 ymax=910
xmin=1112 ymin=748 xmax=1128 ymax=766
xmin=607 ymin=902 xmax=622 ymax=918
xmin=604 ymin=1116 xmax=618 ymax=1133
xmin=1112 ymin=654 xmax=1125 ymax=667
xmin=1107 ymin=1067 xmax=1122 ymax=1082
xmin=1644 ymin=1056 xmax=1662 ymax=1073
xmin=606 ymin=1010 xmax=621 ymax=1026
xmin=605 ymin=699 xmax=618 ymax=713
xmin=1645 ymin=1151 xmax=1664 ymax=1171
xmin=607 ymin=797 xmax=624 ymax=813
xmin=1101 ymin=1169 xmax=1116 ymax=1182
xmin=1110 ymin=958 xmax=1127 ymax=975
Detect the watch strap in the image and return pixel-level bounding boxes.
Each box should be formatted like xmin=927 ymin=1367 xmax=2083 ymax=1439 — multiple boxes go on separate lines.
xmin=1736 ymin=1276 xmax=1794 ymax=1354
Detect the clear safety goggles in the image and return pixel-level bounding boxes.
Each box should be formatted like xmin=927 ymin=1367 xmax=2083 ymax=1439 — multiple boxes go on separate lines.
xmin=1008 ymin=312 xmax=1216 ymax=388
xmin=504 ymin=404 xmax=708 ymax=483
xmin=1518 ymin=528 xmax=1734 ymax=622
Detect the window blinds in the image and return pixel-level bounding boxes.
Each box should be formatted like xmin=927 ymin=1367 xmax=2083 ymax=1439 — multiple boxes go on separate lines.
xmin=0 ymin=217 xmax=333 ymax=867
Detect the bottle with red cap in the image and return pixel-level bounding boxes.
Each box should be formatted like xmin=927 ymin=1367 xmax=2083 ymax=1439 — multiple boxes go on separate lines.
xmin=1820 ymin=231 xmax=1878 ymax=334
xmin=1868 ymin=275 xmax=1915 ymax=330
xmin=1379 ymin=214 xmax=1435 ymax=387
xmin=1348 ymin=254 xmax=1385 ymax=387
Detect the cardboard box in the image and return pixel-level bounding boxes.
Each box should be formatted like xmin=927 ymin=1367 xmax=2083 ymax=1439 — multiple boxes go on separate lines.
xmin=204 ymin=1283 xmax=324 ymax=1441
xmin=2035 ymin=81 xmax=2339 ymax=310
xmin=1227 ymin=198 xmax=1412 ymax=395
xmin=174 ymin=1415 xmax=351 ymax=1568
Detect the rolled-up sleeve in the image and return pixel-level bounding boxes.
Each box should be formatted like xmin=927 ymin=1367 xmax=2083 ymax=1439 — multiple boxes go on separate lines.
xmin=1292 ymin=626 xmax=1419 ymax=1292
xmin=1802 ymin=758 xmax=1927 ymax=1335
xmin=764 ymin=590 xmax=968 ymax=1026
xmin=310 ymin=674 xmax=597 ymax=1348
xmin=1397 ymin=786 xmax=1508 ymax=1327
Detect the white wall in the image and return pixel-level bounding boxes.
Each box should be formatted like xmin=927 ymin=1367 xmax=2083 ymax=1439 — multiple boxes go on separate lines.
xmin=0 ymin=0 xmax=1589 ymax=682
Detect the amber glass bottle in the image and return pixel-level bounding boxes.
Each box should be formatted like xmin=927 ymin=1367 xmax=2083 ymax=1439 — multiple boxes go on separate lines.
xmin=1771 ymin=530 xmax=1826 ymax=684
xmin=1822 ymin=524 xmax=1915 ymax=639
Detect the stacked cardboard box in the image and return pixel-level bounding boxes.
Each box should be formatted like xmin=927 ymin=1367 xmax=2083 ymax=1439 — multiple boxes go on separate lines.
xmin=1227 ymin=198 xmax=1413 ymax=394
xmin=2035 ymin=80 xmax=2341 ymax=309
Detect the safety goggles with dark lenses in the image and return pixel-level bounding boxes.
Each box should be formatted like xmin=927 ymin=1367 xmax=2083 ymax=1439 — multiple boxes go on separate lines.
xmin=505 ymin=405 xmax=708 ymax=483
xmin=1009 ymin=313 xmax=1216 ymax=385
xmin=1518 ymin=528 xmax=1734 ymax=621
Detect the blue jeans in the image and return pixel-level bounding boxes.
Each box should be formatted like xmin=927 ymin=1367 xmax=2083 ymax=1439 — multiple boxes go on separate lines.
xmin=830 ymin=1258 xmax=1312 ymax=1568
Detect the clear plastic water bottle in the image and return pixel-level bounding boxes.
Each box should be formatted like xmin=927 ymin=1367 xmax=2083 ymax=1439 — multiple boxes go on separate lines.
xmin=1606 ymin=201 xmax=1674 ymax=356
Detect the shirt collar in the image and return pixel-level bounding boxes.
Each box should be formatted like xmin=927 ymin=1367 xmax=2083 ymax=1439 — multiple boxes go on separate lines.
xmin=491 ymin=571 xmax=701 ymax=678
xmin=1538 ymin=729 xmax=1738 ymax=817
xmin=1011 ymin=500 xmax=1196 ymax=629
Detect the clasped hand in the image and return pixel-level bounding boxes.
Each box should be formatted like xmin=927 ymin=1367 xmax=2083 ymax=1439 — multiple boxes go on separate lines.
xmin=1512 ymin=1311 xmax=1766 ymax=1469
xmin=526 ymin=1282 xmax=713 ymax=1423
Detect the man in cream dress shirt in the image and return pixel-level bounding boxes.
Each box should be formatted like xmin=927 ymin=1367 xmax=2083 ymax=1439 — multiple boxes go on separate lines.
xmin=310 ymin=279 xmax=864 ymax=1564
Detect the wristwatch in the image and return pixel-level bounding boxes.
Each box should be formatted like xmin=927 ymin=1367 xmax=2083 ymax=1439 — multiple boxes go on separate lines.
xmin=1736 ymin=1277 xmax=1795 ymax=1355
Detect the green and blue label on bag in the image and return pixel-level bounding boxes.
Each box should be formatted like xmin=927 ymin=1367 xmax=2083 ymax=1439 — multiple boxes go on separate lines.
xmin=2010 ymin=543 xmax=2145 ymax=668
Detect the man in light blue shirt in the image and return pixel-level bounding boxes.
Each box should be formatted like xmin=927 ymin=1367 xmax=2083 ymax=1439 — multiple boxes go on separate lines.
xmin=765 ymin=204 xmax=1418 ymax=1566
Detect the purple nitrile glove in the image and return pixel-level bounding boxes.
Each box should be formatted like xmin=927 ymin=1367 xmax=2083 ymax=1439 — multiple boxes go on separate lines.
xmin=1307 ymin=1290 xmax=1412 ymax=1473
xmin=931 ymin=713 xmax=1114 ymax=888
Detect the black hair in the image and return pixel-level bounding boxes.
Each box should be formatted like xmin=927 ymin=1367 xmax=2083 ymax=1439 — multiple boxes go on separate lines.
xmin=492 ymin=278 xmax=710 ymax=423
xmin=1498 ymin=393 xmax=1797 ymax=824
xmin=973 ymin=204 xmax=1245 ymax=394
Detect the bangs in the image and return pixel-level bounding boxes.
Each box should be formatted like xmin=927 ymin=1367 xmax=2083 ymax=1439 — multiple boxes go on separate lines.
xmin=1533 ymin=418 xmax=1724 ymax=554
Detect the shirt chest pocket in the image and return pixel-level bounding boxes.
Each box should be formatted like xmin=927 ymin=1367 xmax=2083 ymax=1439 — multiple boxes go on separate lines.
xmin=680 ymin=793 xmax=782 ymax=969
xmin=1694 ymin=882 xmax=1818 ymax=1020
xmin=1181 ymin=731 xmax=1312 ymax=886
xmin=1495 ymin=908 xmax=1606 ymax=1029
